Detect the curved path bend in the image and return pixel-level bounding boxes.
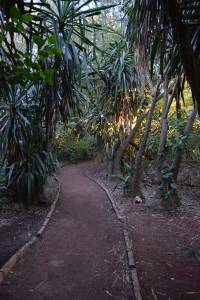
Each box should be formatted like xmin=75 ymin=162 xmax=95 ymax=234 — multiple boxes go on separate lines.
xmin=0 ymin=162 xmax=132 ymax=300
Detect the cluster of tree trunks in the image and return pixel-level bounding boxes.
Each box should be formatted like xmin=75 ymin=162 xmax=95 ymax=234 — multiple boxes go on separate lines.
xmin=111 ymin=74 xmax=197 ymax=202
xmin=110 ymin=0 xmax=200 ymax=203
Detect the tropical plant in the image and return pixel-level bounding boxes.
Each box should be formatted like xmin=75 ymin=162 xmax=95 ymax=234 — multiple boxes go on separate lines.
xmin=111 ymin=160 xmax=134 ymax=195
xmin=0 ymin=0 xmax=112 ymax=202
xmin=156 ymin=166 xmax=178 ymax=204
xmin=55 ymin=125 xmax=94 ymax=162
xmin=85 ymin=40 xmax=141 ymax=169
xmin=122 ymin=0 xmax=200 ymax=201
xmin=98 ymin=40 xmax=137 ymax=116
xmin=125 ymin=0 xmax=200 ymax=113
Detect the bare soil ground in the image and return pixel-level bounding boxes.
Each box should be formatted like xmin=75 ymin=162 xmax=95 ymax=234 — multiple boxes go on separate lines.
xmin=0 ymin=176 xmax=58 ymax=267
xmin=0 ymin=163 xmax=132 ymax=300
xmin=89 ymin=160 xmax=200 ymax=300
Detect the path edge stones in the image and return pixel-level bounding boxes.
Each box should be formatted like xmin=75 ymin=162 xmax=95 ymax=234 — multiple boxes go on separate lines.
xmin=0 ymin=176 xmax=61 ymax=285
xmin=84 ymin=172 xmax=143 ymax=300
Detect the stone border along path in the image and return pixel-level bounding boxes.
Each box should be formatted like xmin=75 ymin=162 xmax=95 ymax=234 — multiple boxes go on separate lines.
xmin=84 ymin=171 xmax=143 ymax=300
xmin=0 ymin=163 xmax=140 ymax=299
xmin=0 ymin=176 xmax=61 ymax=285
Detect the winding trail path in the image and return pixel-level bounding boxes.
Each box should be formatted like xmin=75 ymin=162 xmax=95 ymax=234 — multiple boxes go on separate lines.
xmin=0 ymin=163 xmax=132 ymax=300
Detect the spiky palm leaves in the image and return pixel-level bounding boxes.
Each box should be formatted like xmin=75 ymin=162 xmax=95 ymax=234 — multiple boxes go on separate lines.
xmin=94 ymin=40 xmax=137 ymax=122
xmin=0 ymin=0 xmax=111 ymax=201
xmin=125 ymin=0 xmax=200 ymax=111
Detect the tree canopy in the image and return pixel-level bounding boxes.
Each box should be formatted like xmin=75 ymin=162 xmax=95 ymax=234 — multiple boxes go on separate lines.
xmin=0 ymin=0 xmax=199 ymax=206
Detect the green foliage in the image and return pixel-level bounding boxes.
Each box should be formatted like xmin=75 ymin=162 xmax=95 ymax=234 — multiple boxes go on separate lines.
xmin=6 ymin=151 xmax=58 ymax=202
xmin=168 ymin=135 xmax=187 ymax=153
xmin=181 ymin=246 xmax=200 ymax=262
xmin=146 ymin=134 xmax=159 ymax=156
xmin=111 ymin=161 xmax=134 ymax=195
xmin=125 ymin=0 xmax=200 ymax=100
xmin=0 ymin=0 xmax=199 ymax=207
xmin=0 ymin=84 xmax=58 ymax=201
xmin=184 ymin=119 xmax=200 ymax=161
xmin=190 ymin=148 xmax=200 ymax=161
xmin=95 ymin=40 xmax=137 ymax=117
xmin=156 ymin=166 xmax=177 ymax=202
xmin=0 ymin=0 xmax=112 ymax=202
xmin=144 ymin=109 xmax=199 ymax=162
xmin=56 ymin=128 xmax=95 ymax=162
xmin=166 ymin=113 xmax=200 ymax=160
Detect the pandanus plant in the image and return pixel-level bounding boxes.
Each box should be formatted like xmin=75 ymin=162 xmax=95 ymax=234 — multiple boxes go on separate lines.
xmin=124 ymin=0 xmax=200 ymax=200
xmin=0 ymin=0 xmax=112 ymax=202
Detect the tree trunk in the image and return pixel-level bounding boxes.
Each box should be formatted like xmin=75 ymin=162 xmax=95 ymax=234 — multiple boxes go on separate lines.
xmin=167 ymin=0 xmax=200 ymax=114
xmin=111 ymin=112 xmax=147 ymax=174
xmin=156 ymin=78 xmax=169 ymax=173
xmin=156 ymin=78 xmax=178 ymax=174
xmin=131 ymin=81 xmax=161 ymax=197
xmin=111 ymin=87 xmax=166 ymax=175
xmin=172 ymin=106 xmax=197 ymax=181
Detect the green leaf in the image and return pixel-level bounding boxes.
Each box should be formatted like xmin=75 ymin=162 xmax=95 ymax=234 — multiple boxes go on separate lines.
xmin=22 ymin=14 xmax=33 ymax=23
xmin=5 ymin=22 xmax=15 ymax=33
xmin=46 ymin=47 xmax=54 ymax=56
xmin=11 ymin=6 xmax=20 ymax=20
xmin=53 ymin=47 xmax=62 ymax=56
xmin=16 ymin=23 xmax=24 ymax=33
xmin=162 ymin=172 xmax=173 ymax=179
xmin=75 ymin=4 xmax=115 ymax=18
xmin=0 ymin=34 xmax=3 ymax=44
xmin=48 ymin=34 xmax=57 ymax=45
xmin=29 ymin=72 xmax=43 ymax=83
xmin=170 ymin=182 xmax=177 ymax=190
xmin=24 ymin=58 xmax=40 ymax=70
xmin=39 ymin=72 xmax=45 ymax=80
xmin=38 ymin=50 xmax=49 ymax=60
xmin=44 ymin=69 xmax=53 ymax=85
xmin=12 ymin=52 xmax=21 ymax=59
xmin=33 ymin=35 xmax=45 ymax=47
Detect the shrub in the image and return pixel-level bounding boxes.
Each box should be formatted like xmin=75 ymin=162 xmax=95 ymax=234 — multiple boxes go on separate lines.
xmin=55 ymin=129 xmax=95 ymax=162
xmin=5 ymin=150 xmax=58 ymax=203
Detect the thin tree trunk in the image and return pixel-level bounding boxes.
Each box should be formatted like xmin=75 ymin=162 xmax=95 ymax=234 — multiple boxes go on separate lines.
xmin=111 ymin=112 xmax=147 ymax=174
xmin=156 ymin=78 xmax=178 ymax=173
xmin=172 ymin=106 xmax=197 ymax=181
xmin=131 ymin=80 xmax=161 ymax=198
xmin=167 ymin=0 xmax=200 ymax=114
xmin=111 ymin=90 xmax=166 ymax=175
xmin=156 ymin=77 xmax=169 ymax=173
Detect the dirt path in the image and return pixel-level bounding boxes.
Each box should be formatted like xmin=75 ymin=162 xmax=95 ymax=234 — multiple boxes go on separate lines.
xmin=0 ymin=163 xmax=132 ymax=300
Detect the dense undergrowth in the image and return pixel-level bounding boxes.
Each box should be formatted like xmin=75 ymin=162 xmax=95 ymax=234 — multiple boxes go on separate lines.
xmin=55 ymin=123 xmax=95 ymax=162
xmin=0 ymin=0 xmax=200 ymax=208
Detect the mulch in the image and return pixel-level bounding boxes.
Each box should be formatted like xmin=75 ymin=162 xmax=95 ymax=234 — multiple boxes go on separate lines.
xmin=0 ymin=176 xmax=58 ymax=267
xmin=90 ymin=160 xmax=200 ymax=300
